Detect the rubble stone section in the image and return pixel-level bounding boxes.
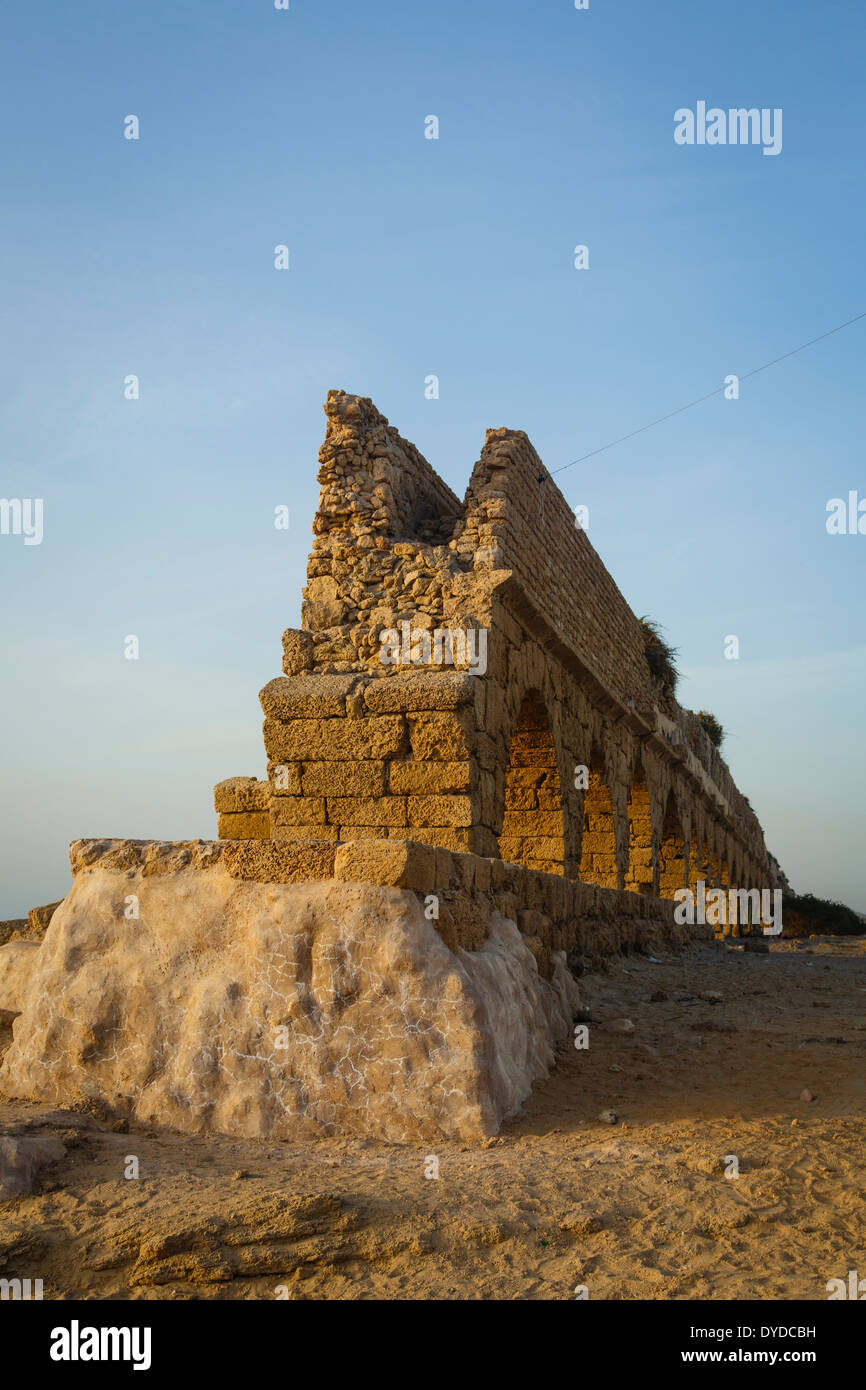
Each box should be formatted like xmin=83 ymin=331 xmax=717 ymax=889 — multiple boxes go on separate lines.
xmin=215 ymin=390 xmax=786 ymax=907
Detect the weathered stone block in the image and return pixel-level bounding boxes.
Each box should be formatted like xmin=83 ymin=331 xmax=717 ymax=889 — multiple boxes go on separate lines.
xmin=214 ymin=777 xmax=272 ymax=813
xmin=502 ymin=787 xmax=537 ymax=812
xmin=510 ymin=745 xmax=557 ymax=769
xmin=264 ymin=716 xmax=407 ymax=762
xmin=452 ymin=852 xmax=477 ymax=893
xmin=327 ymin=797 xmax=407 ymax=827
xmin=628 ymin=849 xmax=654 ymax=869
xmin=501 ymin=810 xmax=564 ymax=837
xmin=217 ymin=811 xmax=271 ymax=840
xmin=494 ymin=892 xmax=520 ymax=922
xmin=271 ymin=823 xmax=340 ymax=842
xmin=408 ymin=710 xmax=473 ymax=761
xmin=498 ymin=837 xmax=525 ymax=864
xmin=222 ymin=838 xmax=337 ymax=882
xmin=580 ymin=831 xmax=612 ymax=853
xmin=413 ymin=827 xmax=477 ymax=853
xmin=271 ymin=796 xmax=327 ymax=826
xmin=334 ymin=838 xmax=436 ymax=890
xmin=523 ymin=871 xmax=548 ymax=912
xmin=281 ymin=628 xmax=315 ymax=675
xmin=544 ymin=875 xmax=568 ymax=918
xmin=388 ymin=760 xmax=471 ymax=794
xmin=260 ymin=674 xmax=360 ymax=720
xmin=490 ymin=859 xmax=516 ymax=892
xmin=522 ymin=836 xmax=564 ymax=861
xmin=266 ymin=761 xmax=304 ymax=795
xmin=591 ymin=853 xmax=618 ymax=874
xmin=406 ymin=795 xmax=474 ymax=828
xmin=302 ymin=574 xmax=345 ymax=628
xmin=363 ymin=671 xmax=476 ymax=714
xmin=522 ymin=863 xmax=561 ymax=880
xmin=502 ymin=766 xmax=543 ymax=790
xmin=630 ymin=816 xmax=653 ymax=835
xmin=447 ymin=893 xmax=490 ymax=952
xmin=434 ymin=847 xmax=455 ymax=891
xmin=518 ymin=908 xmax=551 ymax=938
xmin=301 ymin=761 xmax=386 ymax=796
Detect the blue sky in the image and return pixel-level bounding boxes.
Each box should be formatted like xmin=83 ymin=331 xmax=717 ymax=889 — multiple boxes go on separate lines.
xmin=1 ymin=0 xmax=864 ymax=915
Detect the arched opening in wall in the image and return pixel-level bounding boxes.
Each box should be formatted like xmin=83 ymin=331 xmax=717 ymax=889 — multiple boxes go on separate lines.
xmin=578 ymin=748 xmax=618 ymax=889
xmin=658 ymin=790 xmax=686 ymax=897
xmin=498 ymin=690 xmax=565 ymax=876
xmin=624 ymin=759 xmax=654 ymax=895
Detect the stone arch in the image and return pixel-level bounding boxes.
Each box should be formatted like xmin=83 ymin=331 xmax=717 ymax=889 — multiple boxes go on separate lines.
xmin=578 ymin=744 xmax=618 ymax=890
xmin=498 ymin=689 xmax=565 ymax=875
xmin=625 ymin=755 xmax=655 ymax=895
xmin=658 ymin=788 xmax=686 ymax=897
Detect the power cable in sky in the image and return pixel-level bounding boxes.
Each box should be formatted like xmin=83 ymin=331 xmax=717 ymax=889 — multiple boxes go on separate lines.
xmin=550 ymin=310 xmax=866 ymax=477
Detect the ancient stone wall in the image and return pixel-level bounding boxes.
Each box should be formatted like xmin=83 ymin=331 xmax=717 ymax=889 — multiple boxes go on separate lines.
xmin=215 ymin=391 xmax=786 ymax=910
xmin=0 ymin=392 xmax=784 ymax=1148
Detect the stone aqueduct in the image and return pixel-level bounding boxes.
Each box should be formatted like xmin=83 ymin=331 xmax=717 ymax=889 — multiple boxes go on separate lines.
xmin=0 ymin=389 xmax=794 ymax=1148
xmin=216 ymin=390 xmax=786 ymax=909
xmin=0 ymin=389 xmax=791 ymax=1144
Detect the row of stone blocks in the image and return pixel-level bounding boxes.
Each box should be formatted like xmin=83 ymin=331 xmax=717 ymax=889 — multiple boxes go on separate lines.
xmin=213 ymin=670 xmax=511 ymax=854
xmin=214 ymin=761 xmax=491 ymax=853
xmin=69 ymin=836 xmax=701 ymax=976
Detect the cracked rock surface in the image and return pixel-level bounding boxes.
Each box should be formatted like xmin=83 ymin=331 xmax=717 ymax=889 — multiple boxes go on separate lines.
xmin=0 ymin=868 xmax=580 ymax=1143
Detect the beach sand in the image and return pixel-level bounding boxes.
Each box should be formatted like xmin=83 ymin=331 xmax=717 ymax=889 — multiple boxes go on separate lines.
xmin=1 ymin=935 xmax=863 ymax=1301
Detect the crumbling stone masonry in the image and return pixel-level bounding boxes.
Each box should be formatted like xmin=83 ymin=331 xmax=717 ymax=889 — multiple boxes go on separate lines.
xmin=0 ymin=391 xmax=788 ymax=1144
xmin=216 ymin=390 xmax=786 ymax=936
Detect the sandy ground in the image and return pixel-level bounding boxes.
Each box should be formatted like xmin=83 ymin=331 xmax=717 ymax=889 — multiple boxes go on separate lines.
xmin=1 ymin=935 xmax=864 ymax=1301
